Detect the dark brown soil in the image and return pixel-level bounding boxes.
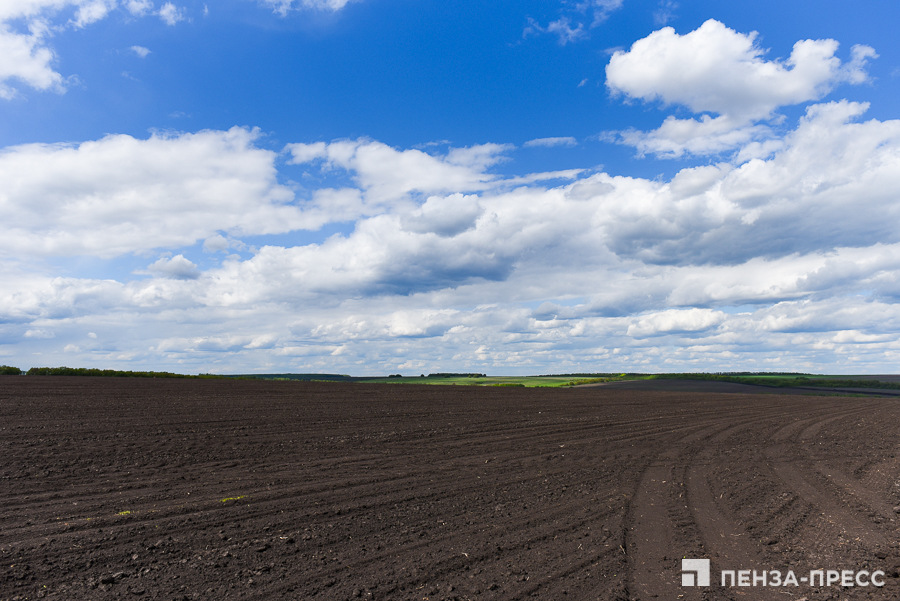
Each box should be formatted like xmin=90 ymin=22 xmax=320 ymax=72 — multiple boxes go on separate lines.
xmin=1 ymin=377 xmax=898 ymax=600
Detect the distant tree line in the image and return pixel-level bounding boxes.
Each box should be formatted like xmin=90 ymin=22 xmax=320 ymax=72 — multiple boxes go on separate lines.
xmin=24 ymin=366 xmax=197 ymax=378
xmin=2 ymin=368 xmax=322 ymax=380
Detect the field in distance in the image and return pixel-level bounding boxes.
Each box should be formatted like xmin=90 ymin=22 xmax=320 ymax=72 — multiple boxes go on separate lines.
xmin=241 ymin=372 xmax=900 ymax=395
xmin=6 ymin=366 xmax=900 ymax=395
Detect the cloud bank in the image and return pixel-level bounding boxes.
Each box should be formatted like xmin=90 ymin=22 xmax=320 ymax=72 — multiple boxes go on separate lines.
xmin=3 ymin=19 xmax=898 ymax=375
xmin=4 ymin=93 xmax=900 ymax=372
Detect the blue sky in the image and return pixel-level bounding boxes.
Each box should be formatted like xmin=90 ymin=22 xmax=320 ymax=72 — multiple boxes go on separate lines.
xmin=2 ymin=0 xmax=899 ymax=375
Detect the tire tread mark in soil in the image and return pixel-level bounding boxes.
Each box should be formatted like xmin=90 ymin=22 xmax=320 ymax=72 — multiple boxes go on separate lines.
xmin=860 ymin=457 xmax=900 ymax=502
xmin=686 ymin=463 xmax=782 ymax=600
xmin=766 ymin=403 xmax=893 ymax=551
xmin=626 ymin=462 xmax=700 ymax=600
xmin=813 ymin=461 xmax=900 ymax=523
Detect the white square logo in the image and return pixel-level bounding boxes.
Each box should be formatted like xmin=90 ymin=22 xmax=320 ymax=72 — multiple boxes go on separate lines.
xmin=682 ymin=558 xmax=710 ymax=586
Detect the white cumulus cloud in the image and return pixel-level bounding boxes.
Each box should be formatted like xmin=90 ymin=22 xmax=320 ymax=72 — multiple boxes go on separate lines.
xmin=0 ymin=20 xmax=62 ymax=99
xmin=261 ymin=0 xmax=354 ymax=16
xmin=0 ymin=0 xmax=124 ymax=98
xmin=0 ymin=0 xmax=168 ymax=97
xmin=400 ymin=194 xmax=484 ymax=237
xmin=125 ymin=0 xmax=152 ymax=15
xmin=24 ymin=329 xmax=55 ymax=339
xmin=286 ymin=138 xmax=512 ymax=204
xmin=605 ymin=19 xmax=877 ymax=157
xmin=626 ymin=308 xmax=726 ymax=338
xmin=157 ymin=2 xmax=183 ymax=25
xmin=144 ymin=254 xmax=200 ymax=280
xmin=524 ymin=136 xmax=578 ymax=148
xmin=130 ymin=45 xmax=150 ymax=57
xmin=0 ymin=127 xmax=304 ymax=258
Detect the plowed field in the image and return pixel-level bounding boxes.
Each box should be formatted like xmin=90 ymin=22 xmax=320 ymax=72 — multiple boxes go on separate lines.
xmin=2 ymin=377 xmax=899 ymax=600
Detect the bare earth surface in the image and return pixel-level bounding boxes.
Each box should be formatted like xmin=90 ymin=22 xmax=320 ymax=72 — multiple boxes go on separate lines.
xmin=1 ymin=377 xmax=899 ymax=600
